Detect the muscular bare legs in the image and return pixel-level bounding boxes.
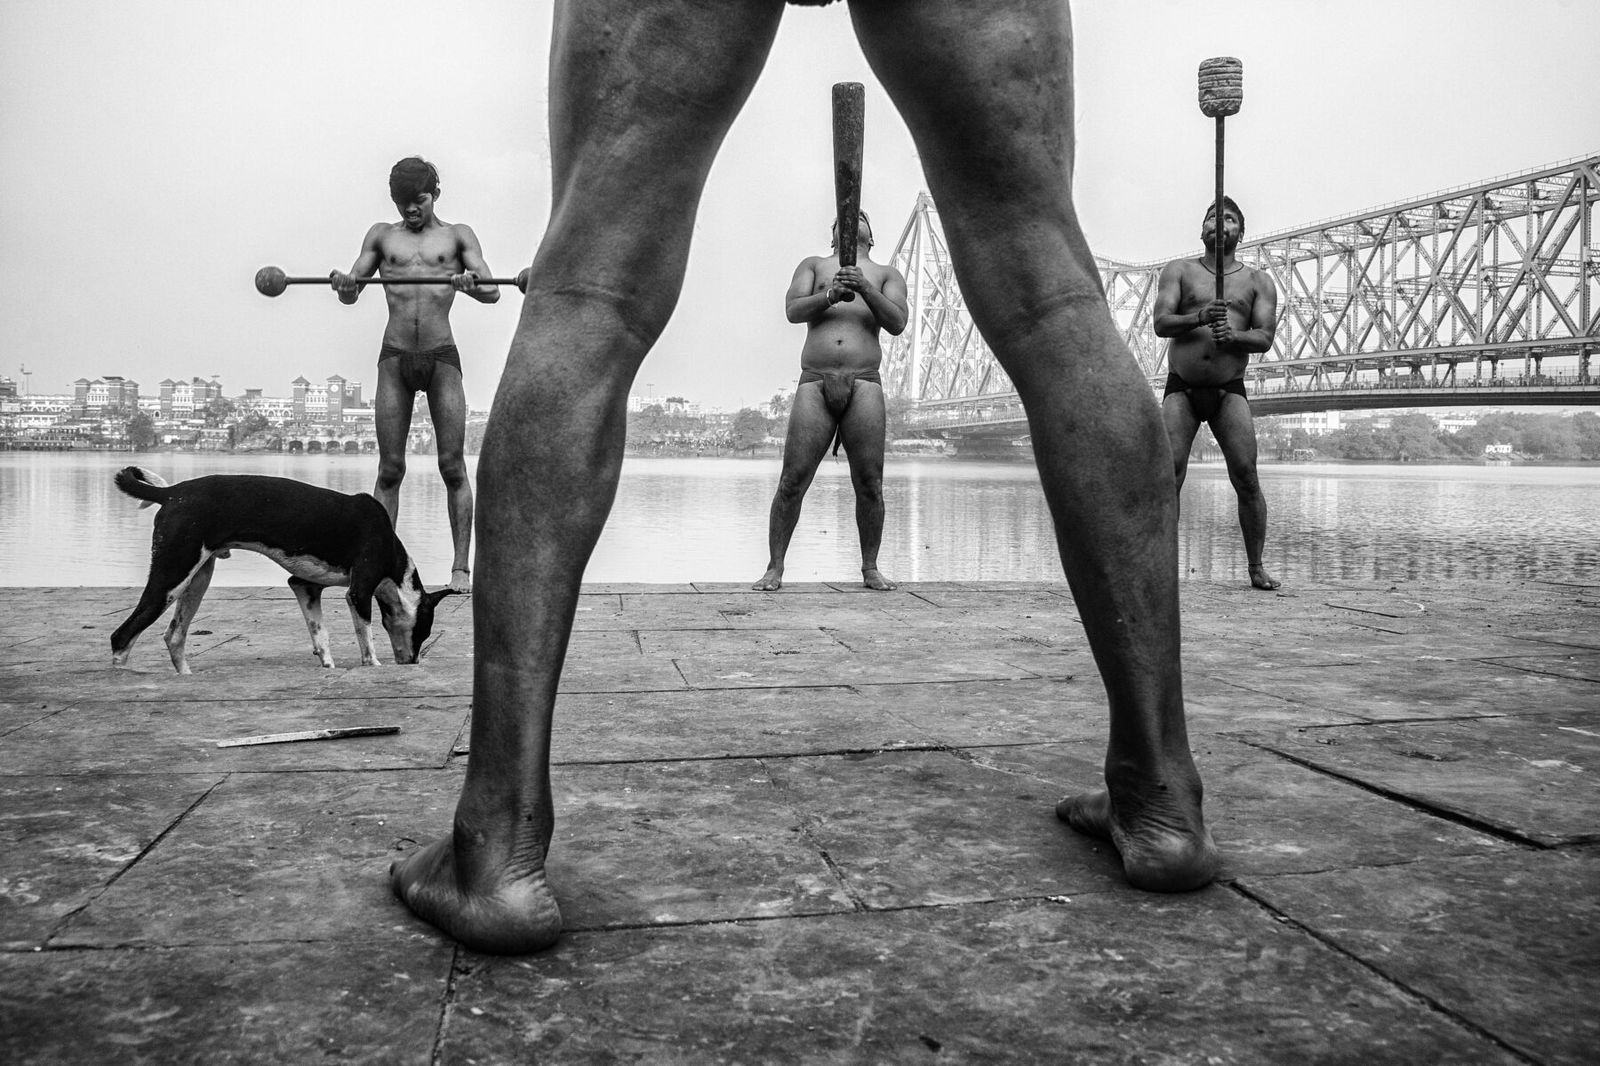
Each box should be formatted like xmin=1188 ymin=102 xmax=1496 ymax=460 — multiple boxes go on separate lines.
xmin=427 ymin=370 xmax=475 ymax=593
xmin=1212 ymin=395 xmax=1279 ymax=590
xmin=754 ymin=381 xmax=896 ymax=591
xmin=840 ymin=382 xmax=895 ymax=590
xmin=372 ymin=363 xmax=413 ymax=529
xmin=394 ymin=0 xmax=1216 ymax=957
xmin=389 ymin=0 xmax=786 ymax=954
xmin=853 ymin=0 xmax=1217 ymax=891
xmin=754 ymin=383 xmax=832 ymax=591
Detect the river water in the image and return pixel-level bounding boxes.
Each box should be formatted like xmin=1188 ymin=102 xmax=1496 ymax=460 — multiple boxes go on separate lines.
xmin=2 ymin=451 xmax=1597 ymax=588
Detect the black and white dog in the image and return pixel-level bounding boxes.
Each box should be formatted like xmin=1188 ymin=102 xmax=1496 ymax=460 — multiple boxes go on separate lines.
xmin=111 ymin=467 xmax=455 ymax=673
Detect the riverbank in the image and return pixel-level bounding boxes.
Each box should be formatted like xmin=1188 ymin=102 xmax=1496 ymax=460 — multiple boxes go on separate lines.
xmin=3 ymin=576 xmax=1596 ymax=1062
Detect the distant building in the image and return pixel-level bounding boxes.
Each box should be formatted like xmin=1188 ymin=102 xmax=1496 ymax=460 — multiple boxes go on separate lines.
xmin=1267 ymin=410 xmax=1343 ymax=436
xmin=237 ymin=387 xmax=296 ymax=423
xmin=72 ymin=375 xmax=141 ymax=416
xmin=1436 ymin=414 xmax=1479 ymax=434
xmin=157 ymin=376 xmax=224 ymax=420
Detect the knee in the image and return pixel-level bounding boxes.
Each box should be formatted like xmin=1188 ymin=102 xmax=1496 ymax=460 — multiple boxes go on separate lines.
xmin=1229 ymin=466 xmax=1262 ymax=496
xmin=437 ymin=456 xmax=469 ymax=488
xmin=376 ymin=457 xmax=406 ymax=488
xmin=852 ymin=474 xmax=884 ymax=505
xmin=775 ymin=471 xmax=812 ymax=500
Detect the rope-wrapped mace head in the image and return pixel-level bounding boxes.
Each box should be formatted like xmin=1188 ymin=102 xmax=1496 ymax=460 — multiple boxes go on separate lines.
xmin=1197 ymin=56 xmax=1243 ymax=118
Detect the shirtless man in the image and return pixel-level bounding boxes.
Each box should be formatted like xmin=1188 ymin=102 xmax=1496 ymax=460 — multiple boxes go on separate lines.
xmin=754 ymin=212 xmax=908 ymax=592
xmin=332 ymin=157 xmax=499 ymax=594
xmin=391 ymin=0 xmax=1219 ymax=955
xmin=1153 ymin=197 xmax=1281 ymax=590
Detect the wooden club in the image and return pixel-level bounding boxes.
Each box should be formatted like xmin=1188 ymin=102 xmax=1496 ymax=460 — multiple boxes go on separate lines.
xmin=832 ymin=81 xmax=865 ymax=302
xmin=1197 ymin=57 xmax=1243 ymax=302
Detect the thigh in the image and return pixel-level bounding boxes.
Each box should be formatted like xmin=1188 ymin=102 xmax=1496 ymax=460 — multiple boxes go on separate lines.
xmin=838 ymin=381 xmax=887 ymax=477
xmin=425 ymin=364 xmax=468 ymax=460
xmin=848 ymin=0 xmax=1099 ymax=336
xmin=1161 ymin=392 xmax=1201 ymax=461
xmin=780 ymin=383 xmax=839 ymax=477
xmin=538 ymin=1 xmax=786 ymax=296
xmin=373 ymin=360 xmax=416 ymax=458
xmin=1208 ymin=394 xmax=1260 ymax=474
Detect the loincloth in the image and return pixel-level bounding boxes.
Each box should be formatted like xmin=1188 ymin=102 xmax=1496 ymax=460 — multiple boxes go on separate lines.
xmin=799 ymin=367 xmax=882 ymax=456
xmin=799 ymin=367 xmax=882 ymax=422
xmin=1164 ymin=372 xmax=1246 ymax=423
xmin=379 ymin=343 xmax=462 ymax=394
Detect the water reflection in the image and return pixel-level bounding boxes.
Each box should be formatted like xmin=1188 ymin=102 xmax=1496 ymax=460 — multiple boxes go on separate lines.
xmin=1 ymin=452 xmax=1595 ymax=587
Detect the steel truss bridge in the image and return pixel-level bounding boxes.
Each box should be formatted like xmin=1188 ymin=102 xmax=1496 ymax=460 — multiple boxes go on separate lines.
xmin=883 ymin=154 xmax=1600 ymax=438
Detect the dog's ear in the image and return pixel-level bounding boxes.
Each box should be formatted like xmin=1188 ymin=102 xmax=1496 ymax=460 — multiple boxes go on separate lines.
xmin=422 ymin=587 xmax=457 ymax=611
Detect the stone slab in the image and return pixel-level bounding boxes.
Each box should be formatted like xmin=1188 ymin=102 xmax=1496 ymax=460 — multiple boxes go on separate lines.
xmin=542 ymin=760 xmax=856 ymax=930
xmin=0 ymin=700 xmax=71 ymax=736
xmin=764 ymin=747 xmax=1121 ymax=905
xmin=1482 ymin=650 xmax=1600 ymax=682
xmin=0 ymin=773 xmax=223 ymax=949
xmin=1243 ymin=850 xmax=1600 ymax=1066
xmin=52 ymin=769 xmax=457 ymax=948
xmin=1222 ymin=657 xmax=1600 ymax=722
xmin=442 ymin=893 xmax=1517 ymax=1065
xmin=849 ymin=675 xmax=1106 ymax=745
xmin=1239 ymin=715 xmax=1600 ymax=846
xmin=0 ymin=698 xmax=468 ymax=776
xmin=0 ymin=937 xmax=452 ymax=1066
xmin=548 ymin=685 xmax=933 ymax=763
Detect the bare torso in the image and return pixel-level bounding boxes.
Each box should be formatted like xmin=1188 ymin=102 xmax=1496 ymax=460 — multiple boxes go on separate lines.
xmin=371 ymin=221 xmax=474 ymax=351
xmin=795 ymin=254 xmax=899 ymax=374
xmin=1163 ymin=258 xmax=1273 ymax=387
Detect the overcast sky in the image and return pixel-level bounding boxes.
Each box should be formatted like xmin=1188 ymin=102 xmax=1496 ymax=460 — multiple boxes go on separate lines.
xmin=4 ymin=0 xmax=1595 ymax=412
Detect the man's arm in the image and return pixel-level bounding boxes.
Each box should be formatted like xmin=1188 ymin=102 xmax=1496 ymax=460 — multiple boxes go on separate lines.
xmin=1152 ymin=261 xmax=1206 ymax=338
xmin=1237 ymin=271 xmax=1279 ymax=354
xmin=784 ymin=259 xmax=832 ymax=323
xmin=1209 ymin=271 xmax=1278 ymax=353
xmin=848 ymin=264 xmax=909 ymax=336
xmin=452 ymin=224 xmax=500 ymax=305
xmin=331 ymin=224 xmax=386 ymax=305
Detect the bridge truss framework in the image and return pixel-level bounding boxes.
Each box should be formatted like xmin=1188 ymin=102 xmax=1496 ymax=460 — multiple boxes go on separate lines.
xmin=883 ymin=155 xmax=1600 ymax=425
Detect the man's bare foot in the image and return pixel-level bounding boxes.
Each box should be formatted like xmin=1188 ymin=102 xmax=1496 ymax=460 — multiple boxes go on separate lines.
xmin=449 ymin=568 xmax=472 ymax=594
xmin=1248 ymin=563 xmax=1280 ymax=591
xmin=1056 ymin=783 xmax=1219 ymax=892
xmin=752 ymin=567 xmax=784 ymax=591
xmin=861 ymin=567 xmax=897 ymax=591
xmin=390 ymin=830 xmax=562 ymax=955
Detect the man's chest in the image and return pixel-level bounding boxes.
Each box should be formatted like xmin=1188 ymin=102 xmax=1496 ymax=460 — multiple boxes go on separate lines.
xmin=381 ymin=229 xmax=460 ymax=269
xmin=1182 ymin=268 xmax=1255 ymax=310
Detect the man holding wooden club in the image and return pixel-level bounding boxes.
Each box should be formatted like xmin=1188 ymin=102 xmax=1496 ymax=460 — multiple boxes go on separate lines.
xmin=753 ymin=207 xmax=908 ymax=593
xmin=391 ymin=0 xmax=1220 ymax=956
xmin=331 ymin=156 xmax=499 ymax=594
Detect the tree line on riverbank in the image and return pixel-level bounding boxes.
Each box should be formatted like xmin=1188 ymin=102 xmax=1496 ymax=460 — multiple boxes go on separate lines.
xmin=1273 ymin=411 xmax=1600 ymax=462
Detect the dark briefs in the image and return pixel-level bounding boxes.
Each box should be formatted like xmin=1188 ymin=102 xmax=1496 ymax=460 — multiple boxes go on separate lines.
xmin=1164 ymin=372 xmax=1247 ymax=424
xmin=380 ymin=343 xmax=462 ymax=394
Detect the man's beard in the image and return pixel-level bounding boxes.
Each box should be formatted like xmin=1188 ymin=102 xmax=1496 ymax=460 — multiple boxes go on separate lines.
xmin=1205 ymin=233 xmax=1240 ymax=255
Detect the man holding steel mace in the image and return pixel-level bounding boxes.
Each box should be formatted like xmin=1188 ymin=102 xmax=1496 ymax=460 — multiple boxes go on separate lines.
xmin=391 ymin=0 xmax=1220 ymax=956
xmin=1154 ymin=59 xmax=1281 ymax=591
xmin=754 ymin=83 xmax=908 ymax=593
xmin=332 ymin=157 xmax=500 ymax=594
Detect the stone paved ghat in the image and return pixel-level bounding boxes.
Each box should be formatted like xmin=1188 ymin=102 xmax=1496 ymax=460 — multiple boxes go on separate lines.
xmin=1 ymin=577 xmax=1597 ymax=1065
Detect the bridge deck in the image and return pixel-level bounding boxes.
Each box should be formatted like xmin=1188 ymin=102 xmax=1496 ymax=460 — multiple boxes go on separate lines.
xmin=3 ymin=578 xmax=1597 ymax=1063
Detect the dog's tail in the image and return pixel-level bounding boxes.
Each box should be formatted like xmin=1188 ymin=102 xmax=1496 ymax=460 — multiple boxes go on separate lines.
xmin=114 ymin=466 xmax=172 ymax=509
